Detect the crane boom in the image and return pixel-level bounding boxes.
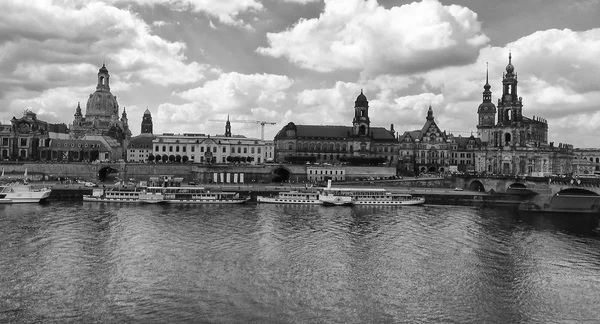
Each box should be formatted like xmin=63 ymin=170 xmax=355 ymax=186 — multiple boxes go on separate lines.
xmin=208 ymin=119 xmax=276 ymax=140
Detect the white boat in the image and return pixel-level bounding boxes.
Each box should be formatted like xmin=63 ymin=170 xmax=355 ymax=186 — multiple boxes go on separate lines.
xmin=319 ymin=181 xmax=425 ymax=206
xmin=83 ymin=188 xmax=142 ymax=203
xmin=140 ymin=186 xmax=248 ymax=204
xmin=257 ymin=190 xmax=321 ymax=204
xmin=0 ymin=183 xmax=52 ymax=203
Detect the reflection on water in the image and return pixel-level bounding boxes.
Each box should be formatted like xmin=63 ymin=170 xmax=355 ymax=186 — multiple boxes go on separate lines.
xmin=1 ymin=202 xmax=599 ymax=323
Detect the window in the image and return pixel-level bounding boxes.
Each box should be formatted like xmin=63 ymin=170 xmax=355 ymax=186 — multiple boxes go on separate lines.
xmin=183 ymin=147 xmax=186 ymax=153
xmin=243 ymin=148 xmax=247 ymax=154
xmin=2 ymin=138 xmax=8 ymax=146
xmin=155 ymin=145 xmax=159 ymax=151
xmin=20 ymin=138 xmax=27 ymax=147
xmin=162 ymin=145 xmax=166 ymax=152
xmin=238 ymin=147 xmax=241 ymax=153
xmin=251 ymin=147 xmax=255 ymax=154
xmin=223 ymin=147 xmax=226 ymax=153
xmin=191 ymin=147 xmax=195 ymax=152
xmin=258 ymin=148 xmax=261 ymax=154
xmin=176 ymin=146 xmax=180 ymax=152
xmin=169 ymin=146 xmax=173 ymax=152
xmin=200 ymin=147 xmax=204 ymax=152
xmin=213 ymin=147 xmax=217 ymax=153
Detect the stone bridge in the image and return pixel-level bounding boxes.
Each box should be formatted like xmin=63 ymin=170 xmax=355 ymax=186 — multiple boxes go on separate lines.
xmin=457 ymin=175 xmax=600 ymax=205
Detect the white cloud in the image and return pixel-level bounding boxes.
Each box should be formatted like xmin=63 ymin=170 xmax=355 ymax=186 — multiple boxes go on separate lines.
xmin=127 ymin=0 xmax=263 ymax=28
xmin=0 ymin=1 xmax=208 ymax=86
xmin=152 ymin=20 xmax=167 ymax=27
xmin=257 ymin=0 xmax=489 ymax=75
xmin=154 ymin=72 xmax=294 ymax=135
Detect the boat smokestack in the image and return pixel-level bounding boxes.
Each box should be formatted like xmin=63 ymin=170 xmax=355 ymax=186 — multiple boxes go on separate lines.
xmin=327 ymin=179 xmax=332 ymax=189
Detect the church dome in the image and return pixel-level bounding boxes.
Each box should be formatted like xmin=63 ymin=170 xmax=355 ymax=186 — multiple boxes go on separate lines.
xmin=86 ymin=90 xmax=119 ymax=117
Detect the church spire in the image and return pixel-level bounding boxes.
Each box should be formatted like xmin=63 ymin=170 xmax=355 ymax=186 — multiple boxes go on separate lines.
xmin=225 ymin=114 xmax=231 ymax=137
xmin=426 ymin=105 xmax=434 ymax=121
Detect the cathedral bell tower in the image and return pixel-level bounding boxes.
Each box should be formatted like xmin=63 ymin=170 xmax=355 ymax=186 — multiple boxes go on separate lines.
xmin=477 ymin=63 xmax=497 ymax=143
xmin=352 ymin=90 xmax=370 ymax=136
xmin=497 ymin=52 xmax=523 ymax=125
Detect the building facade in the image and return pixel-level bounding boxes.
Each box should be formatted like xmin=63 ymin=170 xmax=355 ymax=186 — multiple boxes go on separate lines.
xmin=274 ymin=91 xmax=398 ymax=165
xmin=0 ymin=110 xmax=69 ymax=161
xmin=474 ymin=54 xmax=573 ymax=176
xmin=150 ymin=133 xmax=268 ymax=165
xmin=127 ymin=109 xmax=155 ymax=162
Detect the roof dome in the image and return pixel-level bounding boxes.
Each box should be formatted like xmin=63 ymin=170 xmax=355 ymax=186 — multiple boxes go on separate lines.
xmin=355 ymin=89 xmax=368 ymax=107
xmin=99 ymin=63 xmax=108 ymax=74
xmin=505 ymin=52 xmax=514 ymax=74
xmin=144 ymin=108 xmax=151 ymax=115
xmin=86 ymin=90 xmax=119 ymax=117
xmin=478 ymin=101 xmax=496 ymax=113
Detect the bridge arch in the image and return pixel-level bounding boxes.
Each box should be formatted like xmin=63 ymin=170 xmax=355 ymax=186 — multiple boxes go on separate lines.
xmin=98 ymin=166 xmax=119 ymax=181
xmin=468 ymin=180 xmax=485 ymax=192
xmin=272 ymin=166 xmax=291 ymax=183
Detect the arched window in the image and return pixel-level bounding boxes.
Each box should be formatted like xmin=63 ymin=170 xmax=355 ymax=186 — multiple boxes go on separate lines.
xmin=316 ymin=143 xmax=321 ymax=151
xmin=504 ymin=133 xmax=511 ymax=145
xmin=342 ymin=144 xmax=347 ymax=152
xmin=328 ymin=143 xmax=334 ymax=151
xmin=359 ymin=125 xmax=366 ymax=135
xmin=335 ymin=143 xmax=340 ymax=151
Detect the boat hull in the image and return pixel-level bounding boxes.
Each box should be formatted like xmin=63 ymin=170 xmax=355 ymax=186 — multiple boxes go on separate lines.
xmin=83 ymin=196 xmax=140 ymax=203
xmin=162 ymin=199 xmax=248 ymax=204
xmin=257 ymin=196 xmax=321 ymax=204
xmin=353 ymin=198 xmax=425 ymax=206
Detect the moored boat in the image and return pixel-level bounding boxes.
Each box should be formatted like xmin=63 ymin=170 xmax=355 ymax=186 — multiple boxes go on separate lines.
xmin=83 ymin=188 xmax=142 ymax=203
xmin=257 ymin=190 xmax=321 ymax=204
xmin=0 ymin=182 xmax=52 ymax=203
xmin=318 ymin=180 xmax=425 ymax=206
xmin=140 ymin=186 xmax=248 ymax=204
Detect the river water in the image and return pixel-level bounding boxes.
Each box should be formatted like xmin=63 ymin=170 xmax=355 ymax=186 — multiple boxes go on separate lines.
xmin=1 ymin=202 xmax=599 ymax=323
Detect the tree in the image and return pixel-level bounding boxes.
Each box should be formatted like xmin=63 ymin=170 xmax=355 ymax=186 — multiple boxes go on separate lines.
xmin=175 ymin=155 xmax=181 ymax=163
xmin=148 ymin=153 xmax=154 ymax=162
xmin=162 ymin=154 xmax=168 ymax=163
xmin=182 ymin=155 xmax=189 ymax=163
xmin=169 ymin=155 xmax=175 ymax=163
xmin=226 ymin=156 xmax=233 ymax=163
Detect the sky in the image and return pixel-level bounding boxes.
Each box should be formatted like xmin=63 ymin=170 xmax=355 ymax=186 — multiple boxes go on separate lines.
xmin=1 ymin=0 xmax=600 ymax=147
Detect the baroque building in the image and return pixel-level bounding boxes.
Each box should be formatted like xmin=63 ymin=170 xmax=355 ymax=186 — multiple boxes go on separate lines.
xmin=71 ymin=64 xmax=131 ymax=142
xmin=0 ymin=110 xmax=68 ymax=161
xmin=398 ymin=106 xmax=482 ymax=174
xmin=274 ymin=91 xmax=398 ymax=165
xmin=474 ymin=54 xmax=573 ymax=176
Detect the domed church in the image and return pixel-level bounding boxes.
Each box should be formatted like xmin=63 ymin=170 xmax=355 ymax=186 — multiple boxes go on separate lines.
xmin=71 ymin=64 xmax=131 ymax=142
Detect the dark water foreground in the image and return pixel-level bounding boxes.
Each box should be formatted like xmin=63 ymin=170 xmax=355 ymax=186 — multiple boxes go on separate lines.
xmin=1 ymin=203 xmax=599 ymax=324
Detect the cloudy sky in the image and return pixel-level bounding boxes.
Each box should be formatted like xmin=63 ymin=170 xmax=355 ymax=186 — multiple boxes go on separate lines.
xmin=1 ymin=0 xmax=600 ymax=147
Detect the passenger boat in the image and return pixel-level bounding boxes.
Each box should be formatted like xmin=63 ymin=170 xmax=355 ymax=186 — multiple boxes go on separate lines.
xmin=319 ymin=181 xmax=425 ymax=206
xmin=257 ymin=190 xmax=321 ymax=204
xmin=139 ymin=186 xmax=249 ymax=204
xmin=83 ymin=188 xmax=142 ymax=203
xmin=0 ymin=182 xmax=52 ymax=203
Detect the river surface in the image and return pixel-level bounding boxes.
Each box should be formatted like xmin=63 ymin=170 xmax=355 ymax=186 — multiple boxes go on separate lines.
xmin=1 ymin=202 xmax=599 ymax=324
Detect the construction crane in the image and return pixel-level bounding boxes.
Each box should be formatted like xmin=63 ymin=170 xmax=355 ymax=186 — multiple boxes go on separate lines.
xmin=209 ymin=119 xmax=276 ymax=140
